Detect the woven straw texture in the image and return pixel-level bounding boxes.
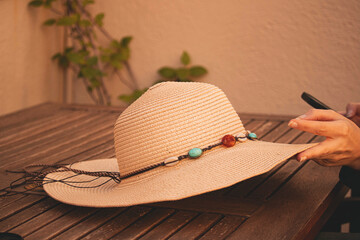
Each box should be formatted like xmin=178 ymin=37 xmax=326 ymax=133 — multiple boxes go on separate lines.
xmin=44 ymin=82 xmax=315 ymax=207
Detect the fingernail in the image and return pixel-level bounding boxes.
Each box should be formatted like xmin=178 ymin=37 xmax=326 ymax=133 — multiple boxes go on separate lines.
xmin=299 ymin=156 xmax=307 ymax=162
xmin=288 ymin=121 xmax=298 ymax=128
xmin=296 ymin=114 xmax=307 ymax=119
xmin=346 ymin=109 xmax=354 ymax=118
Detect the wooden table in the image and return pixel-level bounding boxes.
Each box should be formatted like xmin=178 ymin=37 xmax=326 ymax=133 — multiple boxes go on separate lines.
xmin=0 ymin=103 xmax=348 ymax=240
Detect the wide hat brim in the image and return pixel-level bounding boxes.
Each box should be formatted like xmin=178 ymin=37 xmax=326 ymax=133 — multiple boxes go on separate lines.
xmin=43 ymin=140 xmax=315 ymax=207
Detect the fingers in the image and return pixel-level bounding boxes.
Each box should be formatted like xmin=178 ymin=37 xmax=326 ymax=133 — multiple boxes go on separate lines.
xmin=346 ymin=103 xmax=360 ymax=118
xmin=296 ymin=109 xmax=344 ymax=121
xmin=288 ymin=119 xmax=347 ymax=137
xmin=297 ymin=142 xmax=326 ymax=162
xmin=297 ymin=141 xmax=341 ymax=166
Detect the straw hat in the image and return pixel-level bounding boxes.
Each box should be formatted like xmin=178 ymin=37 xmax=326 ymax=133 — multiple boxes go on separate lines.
xmin=43 ymin=82 xmax=314 ymax=207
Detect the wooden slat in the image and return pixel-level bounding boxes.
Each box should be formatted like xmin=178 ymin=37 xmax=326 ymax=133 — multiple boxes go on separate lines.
xmin=0 ymin=193 xmax=27 ymax=209
xmin=151 ymin=193 xmax=261 ymax=217
xmin=0 ymin=113 xmax=107 ymax=160
xmin=168 ymin=212 xmax=222 ymax=240
xmin=252 ymin=120 xmax=282 ymax=138
xmin=81 ymin=206 xmax=151 ymax=240
xmin=0 ymin=104 xmax=347 ymax=240
xmin=25 ymin=207 xmax=98 ymax=240
xmin=243 ymin=120 xmax=268 ymax=133
xmin=0 ymin=141 xmax=115 ymax=210
xmin=245 ymin=132 xmax=317 ymax=200
xmin=10 ymin=202 xmax=75 ymax=237
xmin=0 ymin=103 xmax=61 ymax=130
xmin=0 ymin=197 xmax=59 ymax=231
xmin=240 ymin=112 xmax=297 ymax=121
xmin=226 ymin=121 xmax=308 ymax=198
xmin=111 ymin=208 xmax=175 ymax=239
xmin=226 ymin=161 xmax=346 ymax=239
xmin=260 ymin=121 xmax=292 ymax=142
xmin=0 ymin=111 xmax=89 ymax=145
xmin=1 ymin=113 xmax=115 ymax=162
xmin=1 ymin=110 xmax=71 ymax=138
xmin=276 ymin=128 xmax=304 ymax=143
xmin=0 ymin=132 xmax=116 ymax=211
xmin=0 ymin=117 xmax=116 ymax=186
xmin=199 ymin=215 xmax=246 ymax=240
xmin=0 ymin=111 xmax=104 ymax=154
xmin=139 ymin=210 xmax=198 ymax=240
xmin=294 ymin=183 xmax=348 ymax=240
xmin=60 ymin=103 xmax=125 ymax=113
xmin=0 ymin=195 xmax=45 ymax=221
xmin=52 ymin=208 xmax=126 ymax=240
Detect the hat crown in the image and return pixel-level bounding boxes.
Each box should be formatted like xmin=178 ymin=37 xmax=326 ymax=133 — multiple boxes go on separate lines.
xmin=114 ymin=82 xmax=245 ymax=175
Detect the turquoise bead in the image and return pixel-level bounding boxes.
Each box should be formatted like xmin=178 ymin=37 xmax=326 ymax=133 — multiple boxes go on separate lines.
xmin=248 ymin=133 xmax=257 ymax=139
xmin=188 ymin=148 xmax=203 ymax=158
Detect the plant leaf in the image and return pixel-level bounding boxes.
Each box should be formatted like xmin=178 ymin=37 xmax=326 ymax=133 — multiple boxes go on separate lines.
xmin=94 ymin=13 xmax=105 ymax=27
xmin=120 ymin=36 xmax=132 ymax=48
xmin=56 ymin=15 xmax=78 ymax=26
xmin=58 ymin=56 xmax=69 ymax=68
xmin=82 ymin=0 xmax=94 ymax=6
xmin=80 ymin=66 xmax=103 ymax=79
xmin=80 ymin=19 xmax=91 ymax=27
xmin=65 ymin=47 xmax=74 ymax=53
xmin=176 ymin=68 xmax=190 ymax=80
xmin=43 ymin=0 xmax=56 ymax=8
xmin=110 ymin=40 xmax=121 ymax=49
xmin=66 ymin=51 xmax=87 ymax=64
xmin=86 ymin=56 xmax=98 ymax=66
xmin=118 ymin=94 xmax=133 ymax=103
xmin=158 ymin=67 xmax=176 ymax=78
xmin=51 ymin=53 xmax=61 ymax=60
xmin=43 ymin=18 xmax=56 ymax=26
xmin=119 ymin=47 xmax=130 ymax=61
xmin=181 ymin=51 xmax=190 ymax=66
xmin=118 ymin=89 xmax=148 ymax=104
xmin=89 ymin=78 xmax=101 ymax=87
xmin=189 ymin=66 xmax=208 ymax=77
xmin=28 ymin=0 xmax=43 ymax=7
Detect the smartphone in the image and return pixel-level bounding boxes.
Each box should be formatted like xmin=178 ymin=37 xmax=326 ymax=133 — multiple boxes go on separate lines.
xmin=301 ymin=92 xmax=333 ymax=110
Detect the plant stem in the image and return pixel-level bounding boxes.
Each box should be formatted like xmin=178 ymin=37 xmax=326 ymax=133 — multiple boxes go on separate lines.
xmin=75 ymin=0 xmax=139 ymax=93
xmin=71 ymin=66 xmax=99 ymax=104
xmin=75 ymin=0 xmax=113 ymax=41
xmin=70 ymin=1 xmax=110 ymax=105
xmin=124 ymin=61 xmax=139 ymax=89
xmin=115 ymin=70 xmax=137 ymax=90
xmin=83 ymin=24 xmax=111 ymax=105
xmin=49 ymin=7 xmax=63 ymax=15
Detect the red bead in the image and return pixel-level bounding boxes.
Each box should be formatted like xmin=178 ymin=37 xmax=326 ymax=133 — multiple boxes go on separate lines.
xmin=222 ymin=134 xmax=236 ymax=147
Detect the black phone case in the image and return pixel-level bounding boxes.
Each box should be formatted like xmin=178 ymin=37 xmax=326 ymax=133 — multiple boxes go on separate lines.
xmin=301 ymin=92 xmax=332 ymax=110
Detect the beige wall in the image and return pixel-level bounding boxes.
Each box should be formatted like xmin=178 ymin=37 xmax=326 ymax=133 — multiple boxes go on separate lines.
xmin=79 ymin=0 xmax=360 ymax=115
xmin=1 ymin=0 xmax=360 ymax=116
xmin=0 ymin=0 xmax=63 ymax=116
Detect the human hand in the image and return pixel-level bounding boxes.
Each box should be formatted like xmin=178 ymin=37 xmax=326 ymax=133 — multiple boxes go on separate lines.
xmin=288 ymin=109 xmax=360 ymax=170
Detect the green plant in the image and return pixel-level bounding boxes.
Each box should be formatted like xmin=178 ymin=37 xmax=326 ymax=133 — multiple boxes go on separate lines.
xmin=118 ymin=51 xmax=208 ymax=104
xmin=157 ymin=51 xmax=208 ymax=82
xmin=29 ymin=0 xmax=139 ymax=105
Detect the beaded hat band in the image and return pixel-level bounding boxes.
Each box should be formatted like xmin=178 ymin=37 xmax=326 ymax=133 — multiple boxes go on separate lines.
xmin=3 ymin=132 xmax=258 ymax=196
